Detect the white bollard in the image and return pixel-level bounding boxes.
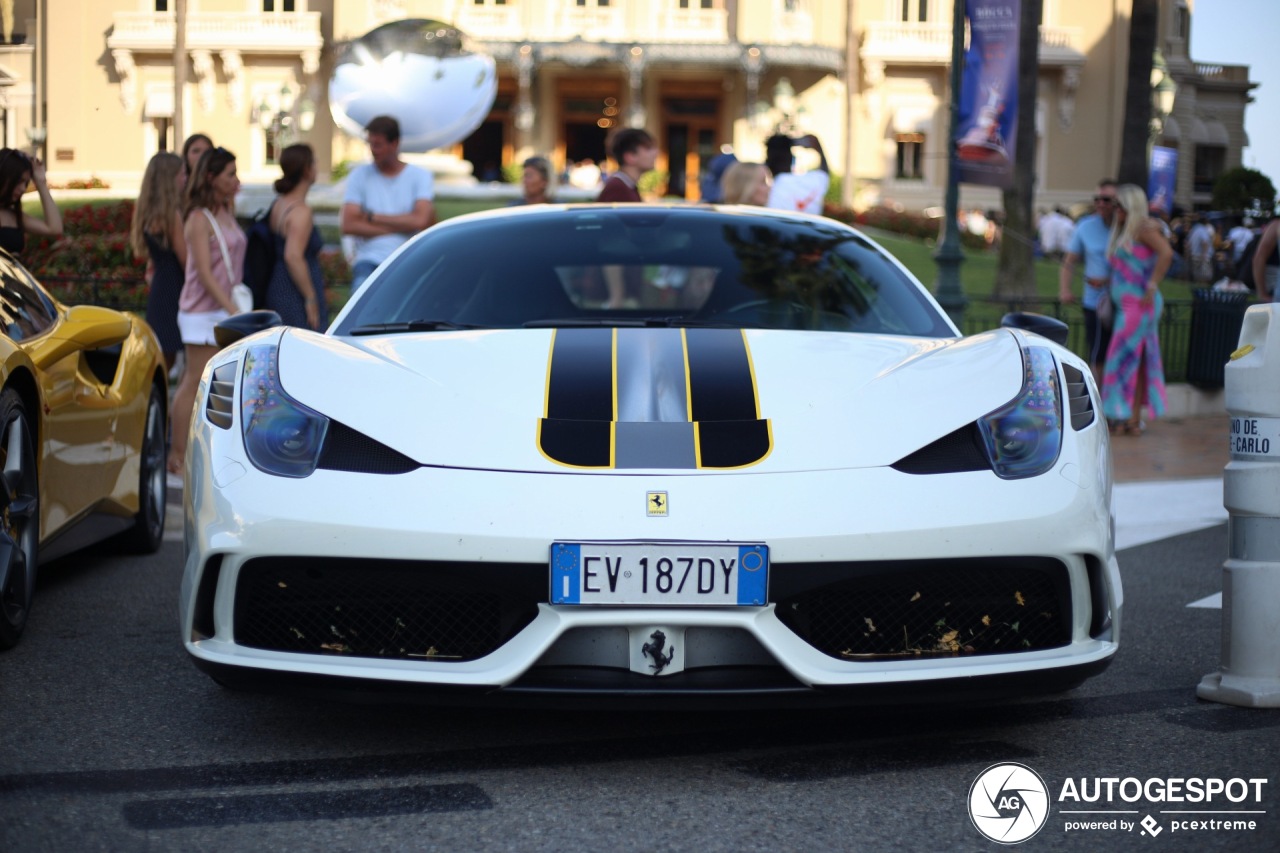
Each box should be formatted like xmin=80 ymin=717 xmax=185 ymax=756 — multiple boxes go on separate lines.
xmin=1198 ymin=303 xmax=1280 ymax=708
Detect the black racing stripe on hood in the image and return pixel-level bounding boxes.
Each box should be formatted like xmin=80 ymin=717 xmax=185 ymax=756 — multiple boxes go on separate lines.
xmin=685 ymin=328 xmax=758 ymax=422
xmin=545 ymin=327 xmax=613 ymax=421
xmin=539 ymin=327 xmax=769 ymax=469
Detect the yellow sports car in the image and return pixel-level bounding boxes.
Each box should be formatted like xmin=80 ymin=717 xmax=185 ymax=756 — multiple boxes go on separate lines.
xmin=0 ymin=249 xmax=168 ymax=649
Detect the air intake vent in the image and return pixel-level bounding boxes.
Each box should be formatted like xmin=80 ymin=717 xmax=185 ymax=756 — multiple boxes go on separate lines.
xmin=204 ymin=361 xmax=237 ymax=430
xmin=1062 ymin=364 xmax=1095 ymax=430
xmin=891 ymin=423 xmax=990 ymax=475
xmin=318 ymin=421 xmax=419 ymax=474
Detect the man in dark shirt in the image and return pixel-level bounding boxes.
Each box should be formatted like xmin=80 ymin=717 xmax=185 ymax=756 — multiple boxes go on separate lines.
xmin=597 ymin=128 xmax=658 ymax=202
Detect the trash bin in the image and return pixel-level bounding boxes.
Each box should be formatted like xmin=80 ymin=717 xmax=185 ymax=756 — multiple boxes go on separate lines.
xmin=1186 ymin=289 xmax=1251 ymax=388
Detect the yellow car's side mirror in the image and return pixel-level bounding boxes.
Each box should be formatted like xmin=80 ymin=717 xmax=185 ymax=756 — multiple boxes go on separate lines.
xmin=28 ymin=305 xmax=132 ymax=370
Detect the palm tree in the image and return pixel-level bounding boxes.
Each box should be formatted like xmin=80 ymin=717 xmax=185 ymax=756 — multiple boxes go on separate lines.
xmin=994 ymin=0 xmax=1042 ymax=297
xmin=1117 ymin=0 xmax=1160 ymax=189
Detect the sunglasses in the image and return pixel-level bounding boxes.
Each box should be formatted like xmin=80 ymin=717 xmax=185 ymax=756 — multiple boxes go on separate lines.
xmin=1093 ymin=195 xmax=1116 ymax=203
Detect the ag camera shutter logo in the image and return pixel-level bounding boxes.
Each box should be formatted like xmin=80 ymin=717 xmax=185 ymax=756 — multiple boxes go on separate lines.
xmin=969 ymin=762 xmax=1051 ymax=844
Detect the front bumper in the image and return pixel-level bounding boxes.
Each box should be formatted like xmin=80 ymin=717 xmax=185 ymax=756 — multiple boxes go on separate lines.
xmin=181 ymin=441 xmax=1121 ymax=699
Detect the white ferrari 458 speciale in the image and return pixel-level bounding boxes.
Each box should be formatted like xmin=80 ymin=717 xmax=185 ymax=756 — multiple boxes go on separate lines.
xmin=180 ymin=204 xmax=1118 ymax=705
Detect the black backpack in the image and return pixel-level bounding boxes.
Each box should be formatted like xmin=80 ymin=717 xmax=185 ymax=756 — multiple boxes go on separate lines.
xmin=242 ymin=203 xmax=276 ymax=309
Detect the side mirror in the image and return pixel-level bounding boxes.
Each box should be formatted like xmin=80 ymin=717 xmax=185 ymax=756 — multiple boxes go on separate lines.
xmin=1000 ymin=311 xmax=1069 ymax=347
xmin=28 ymin=305 xmax=132 ymax=369
xmin=214 ymin=310 xmax=282 ymax=348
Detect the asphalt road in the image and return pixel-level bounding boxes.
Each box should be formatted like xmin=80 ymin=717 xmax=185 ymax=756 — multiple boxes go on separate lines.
xmin=0 ymin=520 xmax=1276 ymax=852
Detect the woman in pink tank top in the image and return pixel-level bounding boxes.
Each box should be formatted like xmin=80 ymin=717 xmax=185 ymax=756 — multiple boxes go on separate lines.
xmin=170 ymin=146 xmax=242 ymax=476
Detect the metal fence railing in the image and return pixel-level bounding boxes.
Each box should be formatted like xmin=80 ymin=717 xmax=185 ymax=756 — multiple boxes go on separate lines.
xmin=43 ymin=279 xmax=1227 ymax=388
xmin=960 ymin=296 xmax=1199 ymax=385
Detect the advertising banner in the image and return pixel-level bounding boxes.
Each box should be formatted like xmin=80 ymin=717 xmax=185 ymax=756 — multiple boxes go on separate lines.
xmin=1149 ymin=146 xmax=1179 ymax=215
xmin=955 ymin=0 xmax=1021 ymax=188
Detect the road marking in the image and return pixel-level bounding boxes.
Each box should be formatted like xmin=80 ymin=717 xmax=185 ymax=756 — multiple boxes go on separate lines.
xmin=1187 ymin=592 xmax=1222 ymax=609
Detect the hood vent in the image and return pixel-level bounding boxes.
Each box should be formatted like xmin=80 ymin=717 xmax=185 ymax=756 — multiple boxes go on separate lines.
xmin=891 ymin=424 xmax=990 ymax=475
xmin=204 ymin=361 xmax=237 ymax=430
xmin=1062 ymin=364 xmax=1095 ymax=430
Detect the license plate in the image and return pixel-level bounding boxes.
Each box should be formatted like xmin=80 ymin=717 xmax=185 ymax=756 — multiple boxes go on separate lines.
xmin=550 ymin=541 xmax=768 ymax=606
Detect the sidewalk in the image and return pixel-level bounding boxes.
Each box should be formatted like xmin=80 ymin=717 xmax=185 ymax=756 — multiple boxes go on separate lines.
xmin=1109 ymin=414 xmax=1229 ymax=482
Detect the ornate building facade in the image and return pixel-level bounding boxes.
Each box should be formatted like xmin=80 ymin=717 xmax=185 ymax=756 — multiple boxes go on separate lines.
xmin=3 ymin=0 xmax=1257 ymax=212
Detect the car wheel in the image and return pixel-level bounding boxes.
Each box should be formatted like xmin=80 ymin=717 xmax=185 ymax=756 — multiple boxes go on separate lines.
xmin=0 ymin=389 xmax=39 ymax=650
xmin=121 ymin=384 xmax=166 ymax=554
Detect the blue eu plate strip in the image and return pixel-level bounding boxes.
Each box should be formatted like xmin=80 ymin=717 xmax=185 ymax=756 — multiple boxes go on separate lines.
xmin=737 ymin=545 xmax=768 ymax=605
xmin=551 ymin=543 xmax=581 ymax=604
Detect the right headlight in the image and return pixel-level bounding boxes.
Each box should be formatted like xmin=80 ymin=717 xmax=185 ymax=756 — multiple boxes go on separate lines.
xmin=240 ymin=342 xmax=330 ymax=478
xmin=977 ymin=345 xmax=1063 ymax=479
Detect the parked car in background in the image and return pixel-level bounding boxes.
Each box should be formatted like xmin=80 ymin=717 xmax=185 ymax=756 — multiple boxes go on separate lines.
xmin=0 ymin=250 xmax=169 ymax=649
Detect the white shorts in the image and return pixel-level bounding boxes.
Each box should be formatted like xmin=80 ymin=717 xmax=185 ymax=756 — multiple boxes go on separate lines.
xmin=178 ymin=309 xmax=230 ymax=347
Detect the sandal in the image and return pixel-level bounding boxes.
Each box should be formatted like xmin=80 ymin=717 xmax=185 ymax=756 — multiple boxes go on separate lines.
xmin=1122 ymin=420 xmax=1145 ymax=436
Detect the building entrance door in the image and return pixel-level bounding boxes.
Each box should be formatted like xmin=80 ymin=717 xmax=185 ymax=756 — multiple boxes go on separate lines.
xmin=661 ymin=94 xmax=721 ymax=201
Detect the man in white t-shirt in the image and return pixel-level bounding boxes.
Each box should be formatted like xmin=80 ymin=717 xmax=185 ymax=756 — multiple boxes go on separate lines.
xmin=765 ymin=133 xmax=830 ymax=215
xmin=1227 ymin=221 xmax=1254 ymax=268
xmin=340 ymin=115 xmax=436 ymax=291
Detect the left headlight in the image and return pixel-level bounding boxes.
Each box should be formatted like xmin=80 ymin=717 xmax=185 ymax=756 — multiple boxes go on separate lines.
xmin=240 ymin=342 xmax=330 ymax=478
xmin=977 ymin=345 xmax=1063 ymax=479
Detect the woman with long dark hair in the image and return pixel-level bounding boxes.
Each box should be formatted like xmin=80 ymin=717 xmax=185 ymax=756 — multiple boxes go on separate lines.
xmin=180 ymin=133 xmax=212 ymax=187
xmin=266 ymin=143 xmax=325 ymax=330
xmin=170 ymin=146 xmax=242 ymax=475
xmin=129 ymin=152 xmax=187 ymax=370
xmin=0 ymin=148 xmax=62 ymax=255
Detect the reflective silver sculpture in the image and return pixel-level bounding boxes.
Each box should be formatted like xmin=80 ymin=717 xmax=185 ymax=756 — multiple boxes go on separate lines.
xmin=329 ymin=19 xmax=497 ymax=153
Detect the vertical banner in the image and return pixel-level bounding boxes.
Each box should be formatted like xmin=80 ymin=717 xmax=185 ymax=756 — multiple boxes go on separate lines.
xmin=1148 ymin=146 xmax=1179 ymax=215
xmin=955 ymin=0 xmax=1021 ymax=188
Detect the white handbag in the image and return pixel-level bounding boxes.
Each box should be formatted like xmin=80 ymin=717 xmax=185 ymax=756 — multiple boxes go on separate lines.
xmin=202 ymin=208 xmax=253 ymax=313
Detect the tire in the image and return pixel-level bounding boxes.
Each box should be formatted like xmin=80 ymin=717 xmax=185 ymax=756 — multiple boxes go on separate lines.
xmin=0 ymin=389 xmax=39 ymax=650
xmin=121 ymin=384 xmax=166 ymax=554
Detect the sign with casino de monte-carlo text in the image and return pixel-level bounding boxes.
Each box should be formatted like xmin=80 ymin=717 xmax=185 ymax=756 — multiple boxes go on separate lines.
xmin=1229 ymin=416 xmax=1280 ymax=460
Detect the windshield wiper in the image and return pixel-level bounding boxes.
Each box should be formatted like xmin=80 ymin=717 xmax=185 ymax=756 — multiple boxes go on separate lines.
xmin=348 ymin=320 xmax=482 ymax=336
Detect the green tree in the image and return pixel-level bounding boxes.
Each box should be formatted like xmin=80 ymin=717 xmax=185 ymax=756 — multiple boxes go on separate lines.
xmin=1211 ymin=167 xmax=1276 ymax=217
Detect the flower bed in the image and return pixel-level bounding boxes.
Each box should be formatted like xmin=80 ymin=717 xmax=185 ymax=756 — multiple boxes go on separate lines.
xmin=25 ymin=201 xmax=356 ymax=317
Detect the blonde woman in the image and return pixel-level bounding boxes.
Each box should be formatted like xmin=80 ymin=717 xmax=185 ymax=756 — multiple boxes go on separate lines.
xmin=719 ymin=162 xmax=771 ymax=206
xmin=1101 ymin=183 xmax=1174 ymax=435
xmin=169 ymin=146 xmax=242 ymax=475
xmin=129 ymin=152 xmax=187 ymax=369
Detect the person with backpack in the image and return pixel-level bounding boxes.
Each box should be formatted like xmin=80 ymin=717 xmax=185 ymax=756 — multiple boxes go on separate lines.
xmin=264 ymin=144 xmax=325 ymax=330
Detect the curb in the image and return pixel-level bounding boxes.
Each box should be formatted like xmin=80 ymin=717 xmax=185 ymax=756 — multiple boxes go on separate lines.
xmin=1164 ymin=383 xmax=1226 ymax=419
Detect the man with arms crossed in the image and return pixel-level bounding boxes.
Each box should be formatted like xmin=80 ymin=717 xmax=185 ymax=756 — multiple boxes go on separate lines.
xmin=341 ymin=115 xmax=436 ymax=291
xmin=1059 ymin=180 xmax=1119 ymax=382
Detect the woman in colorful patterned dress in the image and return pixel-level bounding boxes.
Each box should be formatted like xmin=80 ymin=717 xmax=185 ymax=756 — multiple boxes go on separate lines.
xmin=1101 ymin=184 xmax=1174 ymax=435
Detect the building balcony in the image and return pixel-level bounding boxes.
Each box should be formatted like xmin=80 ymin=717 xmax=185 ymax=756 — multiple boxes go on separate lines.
xmin=1195 ymin=63 xmax=1251 ymax=85
xmin=860 ymin=21 xmax=1083 ymax=68
xmin=455 ymin=1 xmax=734 ymax=47
xmin=106 ymin=11 xmax=322 ymax=54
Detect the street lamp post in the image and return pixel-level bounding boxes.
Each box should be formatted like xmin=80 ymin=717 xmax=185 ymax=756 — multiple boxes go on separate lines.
xmin=256 ymin=84 xmax=315 ymax=161
xmin=934 ymin=0 xmax=968 ymax=329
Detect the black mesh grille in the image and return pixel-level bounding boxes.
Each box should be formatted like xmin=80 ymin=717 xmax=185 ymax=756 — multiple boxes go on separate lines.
xmin=891 ymin=424 xmax=991 ymax=475
xmin=1062 ymin=364 xmax=1096 ymax=430
xmin=233 ymin=558 xmax=544 ymax=661
xmin=317 ymin=421 xmax=419 ymax=474
xmin=772 ymin=558 xmax=1072 ymax=659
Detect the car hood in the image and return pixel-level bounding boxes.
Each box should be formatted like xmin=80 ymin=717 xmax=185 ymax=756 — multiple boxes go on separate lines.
xmin=275 ymin=327 xmax=1024 ymax=474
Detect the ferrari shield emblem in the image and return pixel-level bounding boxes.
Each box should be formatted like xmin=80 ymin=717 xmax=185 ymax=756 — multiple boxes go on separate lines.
xmin=647 ymin=491 xmax=668 ymax=517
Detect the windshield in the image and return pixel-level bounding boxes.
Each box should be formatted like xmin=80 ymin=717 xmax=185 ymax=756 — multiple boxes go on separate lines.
xmin=334 ymin=207 xmax=955 ymax=338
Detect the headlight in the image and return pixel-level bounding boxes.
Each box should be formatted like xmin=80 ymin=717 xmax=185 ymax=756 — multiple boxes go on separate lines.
xmin=240 ymin=343 xmax=329 ymax=478
xmin=978 ymin=346 xmax=1062 ymax=479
